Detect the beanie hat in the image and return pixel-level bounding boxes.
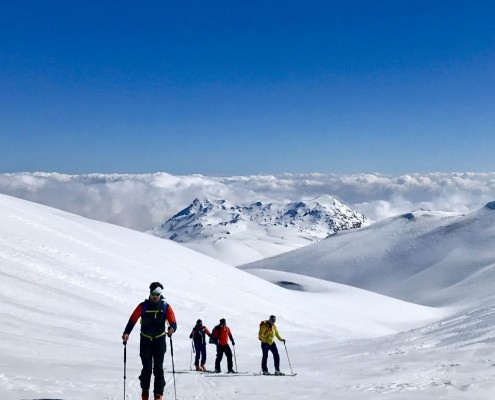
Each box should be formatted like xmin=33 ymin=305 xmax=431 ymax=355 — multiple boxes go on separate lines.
xmin=220 ymin=318 xmax=226 ymax=324
xmin=149 ymin=282 xmax=164 ymax=293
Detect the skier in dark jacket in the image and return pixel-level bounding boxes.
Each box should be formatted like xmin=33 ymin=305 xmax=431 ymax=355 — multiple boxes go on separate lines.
xmin=122 ymin=282 xmax=177 ymax=400
xmin=189 ymin=319 xmax=211 ymax=371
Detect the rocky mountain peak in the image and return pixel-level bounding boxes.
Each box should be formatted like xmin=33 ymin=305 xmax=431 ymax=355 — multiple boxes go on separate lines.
xmin=150 ymin=195 xmax=373 ymax=247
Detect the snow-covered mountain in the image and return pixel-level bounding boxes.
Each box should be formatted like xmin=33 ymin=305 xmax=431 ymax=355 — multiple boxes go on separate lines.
xmin=3 ymin=194 xmax=495 ymax=399
xmin=242 ymin=202 xmax=495 ymax=307
xmin=148 ymin=194 xmax=373 ymax=265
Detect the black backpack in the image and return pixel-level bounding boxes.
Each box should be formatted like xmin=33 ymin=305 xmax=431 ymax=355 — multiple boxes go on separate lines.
xmin=209 ymin=325 xmax=219 ymax=344
xmin=192 ymin=326 xmax=207 ymax=343
xmin=192 ymin=327 xmax=202 ymax=341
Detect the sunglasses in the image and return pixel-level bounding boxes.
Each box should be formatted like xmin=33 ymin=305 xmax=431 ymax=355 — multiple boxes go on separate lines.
xmin=151 ymin=292 xmax=161 ymax=296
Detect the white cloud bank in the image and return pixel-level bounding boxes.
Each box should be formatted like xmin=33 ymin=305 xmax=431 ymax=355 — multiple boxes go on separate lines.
xmin=0 ymin=171 xmax=494 ymax=231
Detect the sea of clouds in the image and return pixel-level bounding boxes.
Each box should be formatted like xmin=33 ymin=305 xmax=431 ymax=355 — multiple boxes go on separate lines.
xmin=1 ymin=171 xmax=494 ymax=231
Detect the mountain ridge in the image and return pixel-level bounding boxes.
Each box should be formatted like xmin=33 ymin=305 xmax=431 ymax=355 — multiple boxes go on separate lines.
xmin=241 ymin=203 xmax=495 ymax=307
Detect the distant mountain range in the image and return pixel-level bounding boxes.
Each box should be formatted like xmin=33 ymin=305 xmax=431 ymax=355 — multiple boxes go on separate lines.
xmin=148 ymin=194 xmax=373 ymax=265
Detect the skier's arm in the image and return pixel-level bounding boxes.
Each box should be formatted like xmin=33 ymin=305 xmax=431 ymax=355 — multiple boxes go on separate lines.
xmin=228 ymin=327 xmax=235 ymax=345
xmin=122 ymin=303 xmax=143 ymax=342
xmin=204 ymin=327 xmax=211 ymax=336
xmin=166 ymin=305 xmax=177 ymax=335
xmin=274 ymin=325 xmax=284 ymax=342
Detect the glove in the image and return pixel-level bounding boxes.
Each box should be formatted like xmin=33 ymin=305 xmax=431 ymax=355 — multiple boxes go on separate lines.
xmin=232 ymin=340 xmax=235 ymax=346
xmin=122 ymin=333 xmax=129 ymax=344
xmin=167 ymin=327 xmax=175 ymax=337
xmin=282 ymin=339 xmax=286 ymax=344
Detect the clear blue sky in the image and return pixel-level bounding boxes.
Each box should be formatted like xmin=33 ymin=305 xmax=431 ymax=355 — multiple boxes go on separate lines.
xmin=1 ymin=1 xmax=494 ymax=175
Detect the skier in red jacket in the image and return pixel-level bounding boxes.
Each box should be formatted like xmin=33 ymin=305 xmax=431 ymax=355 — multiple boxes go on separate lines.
xmin=211 ymin=318 xmax=235 ymax=373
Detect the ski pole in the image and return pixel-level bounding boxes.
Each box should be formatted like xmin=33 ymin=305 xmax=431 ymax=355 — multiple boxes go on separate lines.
xmin=190 ymin=340 xmax=194 ymax=371
xmin=233 ymin=344 xmax=238 ymax=372
xmin=169 ymin=335 xmax=177 ymax=400
xmin=123 ymin=341 xmax=127 ymax=400
xmin=283 ymin=341 xmax=294 ymax=374
xmin=189 ymin=340 xmax=196 ymax=371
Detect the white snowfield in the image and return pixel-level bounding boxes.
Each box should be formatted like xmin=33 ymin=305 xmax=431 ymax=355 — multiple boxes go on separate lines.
xmin=242 ymin=204 xmax=495 ymax=307
xmin=1 ymin=193 xmax=495 ymax=399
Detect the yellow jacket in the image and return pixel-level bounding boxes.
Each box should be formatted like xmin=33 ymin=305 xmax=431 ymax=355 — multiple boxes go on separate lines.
xmin=258 ymin=320 xmax=283 ymax=345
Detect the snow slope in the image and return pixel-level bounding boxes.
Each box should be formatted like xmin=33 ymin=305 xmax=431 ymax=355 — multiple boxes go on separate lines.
xmin=242 ymin=205 xmax=495 ymax=307
xmin=1 ymin=194 xmax=495 ymax=399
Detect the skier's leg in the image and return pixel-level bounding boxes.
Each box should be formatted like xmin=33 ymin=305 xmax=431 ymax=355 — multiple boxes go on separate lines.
xmin=215 ymin=344 xmax=224 ymax=371
xmin=261 ymin=342 xmax=269 ymax=372
xmin=194 ymin=343 xmax=201 ymax=367
xmin=200 ymin=344 xmax=207 ymax=366
xmin=225 ymin=345 xmax=233 ymax=372
xmin=152 ymin=337 xmax=166 ymax=397
xmin=139 ymin=337 xmax=153 ymax=392
xmin=271 ymin=343 xmax=280 ymax=371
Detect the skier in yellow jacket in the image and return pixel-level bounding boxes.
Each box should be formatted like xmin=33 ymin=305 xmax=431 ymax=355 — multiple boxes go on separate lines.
xmin=258 ymin=315 xmax=285 ymax=375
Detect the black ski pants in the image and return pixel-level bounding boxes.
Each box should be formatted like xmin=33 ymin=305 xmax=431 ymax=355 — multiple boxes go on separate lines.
xmin=194 ymin=342 xmax=207 ymax=366
xmin=261 ymin=342 xmax=280 ymax=372
xmin=215 ymin=344 xmax=233 ymax=372
xmin=139 ymin=335 xmax=166 ymax=396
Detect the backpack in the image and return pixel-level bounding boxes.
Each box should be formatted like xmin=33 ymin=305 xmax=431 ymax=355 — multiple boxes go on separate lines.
xmin=193 ymin=327 xmax=204 ymax=343
xmin=209 ymin=325 xmax=219 ymax=344
xmin=141 ymin=299 xmax=168 ymax=320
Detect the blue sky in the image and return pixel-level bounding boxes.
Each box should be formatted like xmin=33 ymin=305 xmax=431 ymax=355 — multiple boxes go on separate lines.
xmin=1 ymin=1 xmax=494 ymax=175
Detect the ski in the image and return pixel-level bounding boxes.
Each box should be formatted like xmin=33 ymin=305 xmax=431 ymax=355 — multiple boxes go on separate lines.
xmin=204 ymin=371 xmax=253 ymax=377
xmin=206 ymin=372 xmax=297 ymax=377
xmin=172 ymin=369 xmax=296 ymax=376
xmin=174 ymin=369 xmax=217 ymax=374
xmin=255 ymin=372 xmax=297 ymax=376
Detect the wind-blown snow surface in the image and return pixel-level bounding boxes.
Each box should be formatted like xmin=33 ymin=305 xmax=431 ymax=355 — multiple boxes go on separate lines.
xmin=1 ymin=194 xmax=495 ymax=399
